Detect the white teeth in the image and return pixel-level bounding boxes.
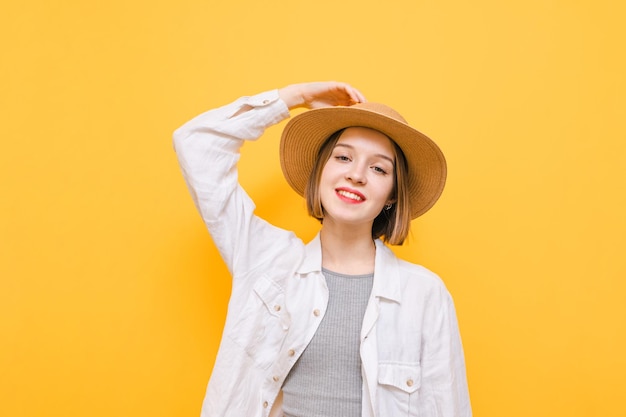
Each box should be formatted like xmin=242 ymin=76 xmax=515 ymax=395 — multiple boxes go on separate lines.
xmin=337 ymin=190 xmax=363 ymax=201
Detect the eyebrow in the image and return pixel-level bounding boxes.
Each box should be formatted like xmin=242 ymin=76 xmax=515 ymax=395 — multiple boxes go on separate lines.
xmin=334 ymin=143 xmax=395 ymax=165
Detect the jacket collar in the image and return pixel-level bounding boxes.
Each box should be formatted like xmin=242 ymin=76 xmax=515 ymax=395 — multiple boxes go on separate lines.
xmin=372 ymin=239 xmax=402 ymax=303
xmin=297 ymin=233 xmax=402 ymax=304
xmin=297 ymin=233 xmax=323 ymax=275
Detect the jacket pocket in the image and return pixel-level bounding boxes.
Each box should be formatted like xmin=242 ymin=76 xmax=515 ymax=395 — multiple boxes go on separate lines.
xmin=227 ymin=275 xmax=289 ymax=369
xmin=377 ymin=362 xmax=421 ymax=417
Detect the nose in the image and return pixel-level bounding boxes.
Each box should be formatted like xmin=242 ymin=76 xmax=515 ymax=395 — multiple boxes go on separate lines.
xmin=346 ymin=163 xmax=367 ymax=184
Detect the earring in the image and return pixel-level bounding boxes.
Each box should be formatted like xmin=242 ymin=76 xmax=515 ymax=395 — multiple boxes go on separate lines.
xmin=385 ymin=203 xmax=393 ymax=210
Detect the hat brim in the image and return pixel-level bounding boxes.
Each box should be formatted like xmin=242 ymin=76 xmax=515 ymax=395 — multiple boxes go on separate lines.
xmin=279 ymin=105 xmax=447 ymax=219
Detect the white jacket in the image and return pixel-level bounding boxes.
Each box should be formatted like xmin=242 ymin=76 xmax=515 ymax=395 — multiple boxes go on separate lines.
xmin=173 ymin=89 xmax=472 ymax=417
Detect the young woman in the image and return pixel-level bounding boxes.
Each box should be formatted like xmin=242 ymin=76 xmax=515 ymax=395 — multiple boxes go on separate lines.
xmin=173 ymin=82 xmax=471 ymax=417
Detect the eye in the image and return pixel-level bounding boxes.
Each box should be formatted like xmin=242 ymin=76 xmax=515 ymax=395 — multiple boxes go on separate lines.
xmin=335 ymin=155 xmax=351 ymax=162
xmin=372 ymin=165 xmax=389 ymax=175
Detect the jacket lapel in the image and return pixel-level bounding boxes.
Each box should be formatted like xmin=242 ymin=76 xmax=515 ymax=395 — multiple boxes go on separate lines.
xmin=360 ymin=240 xmax=403 ymax=415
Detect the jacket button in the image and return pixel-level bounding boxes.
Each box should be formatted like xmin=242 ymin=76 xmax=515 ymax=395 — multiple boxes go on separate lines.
xmin=274 ymin=305 xmax=281 ymax=312
xmin=313 ymin=309 xmax=320 ymax=317
xmin=406 ymin=379 xmax=414 ymax=387
xmin=263 ymin=401 xmax=268 ymax=408
xmin=288 ymin=349 xmax=295 ymax=356
xmin=273 ymin=375 xmax=280 ymax=382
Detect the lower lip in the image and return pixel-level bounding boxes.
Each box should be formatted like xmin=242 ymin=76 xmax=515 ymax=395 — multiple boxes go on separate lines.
xmin=336 ymin=191 xmax=365 ymax=204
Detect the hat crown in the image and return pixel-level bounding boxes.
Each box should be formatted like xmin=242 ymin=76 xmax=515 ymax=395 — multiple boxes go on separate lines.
xmin=352 ymin=102 xmax=408 ymax=125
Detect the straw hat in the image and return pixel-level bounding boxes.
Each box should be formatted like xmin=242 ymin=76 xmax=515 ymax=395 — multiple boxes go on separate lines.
xmin=279 ymin=102 xmax=447 ymax=219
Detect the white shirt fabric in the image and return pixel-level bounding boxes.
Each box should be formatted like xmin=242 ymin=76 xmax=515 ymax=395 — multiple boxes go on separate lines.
xmin=173 ymin=89 xmax=472 ymax=417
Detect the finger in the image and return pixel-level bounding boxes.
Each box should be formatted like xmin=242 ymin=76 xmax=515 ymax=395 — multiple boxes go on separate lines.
xmin=344 ymin=84 xmax=367 ymax=105
xmin=351 ymin=87 xmax=367 ymax=104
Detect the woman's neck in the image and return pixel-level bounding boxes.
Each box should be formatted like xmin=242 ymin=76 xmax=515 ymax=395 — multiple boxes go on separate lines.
xmin=319 ymin=225 xmax=376 ymax=275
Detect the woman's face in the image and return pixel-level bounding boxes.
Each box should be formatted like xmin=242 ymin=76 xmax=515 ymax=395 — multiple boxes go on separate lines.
xmin=319 ymin=127 xmax=396 ymax=229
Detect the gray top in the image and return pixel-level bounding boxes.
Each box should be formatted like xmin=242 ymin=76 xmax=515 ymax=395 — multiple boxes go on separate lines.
xmin=282 ymin=268 xmax=374 ymax=417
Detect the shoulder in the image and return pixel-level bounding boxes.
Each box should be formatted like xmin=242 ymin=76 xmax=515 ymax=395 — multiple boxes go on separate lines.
xmin=397 ymin=257 xmax=443 ymax=284
xmin=377 ymin=242 xmax=451 ymax=301
xmin=378 ymin=242 xmax=444 ymax=285
xmin=250 ymin=228 xmax=307 ymax=275
xmin=398 ymin=258 xmax=450 ymax=295
xmin=392 ymin=258 xmax=459 ymax=321
xmin=231 ymin=228 xmax=306 ymax=295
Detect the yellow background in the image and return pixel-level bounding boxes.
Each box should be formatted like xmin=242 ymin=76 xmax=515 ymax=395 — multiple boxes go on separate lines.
xmin=2 ymin=0 xmax=625 ymax=416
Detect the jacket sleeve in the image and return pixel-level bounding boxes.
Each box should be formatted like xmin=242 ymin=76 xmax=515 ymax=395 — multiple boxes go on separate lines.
xmin=172 ymin=89 xmax=298 ymax=278
xmin=420 ymin=286 xmax=472 ymax=417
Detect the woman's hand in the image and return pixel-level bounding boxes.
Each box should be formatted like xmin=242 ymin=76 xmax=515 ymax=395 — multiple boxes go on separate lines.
xmin=278 ymin=82 xmax=366 ymax=110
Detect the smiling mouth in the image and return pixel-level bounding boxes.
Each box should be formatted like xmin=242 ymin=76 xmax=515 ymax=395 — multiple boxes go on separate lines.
xmin=336 ymin=189 xmax=365 ymax=202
